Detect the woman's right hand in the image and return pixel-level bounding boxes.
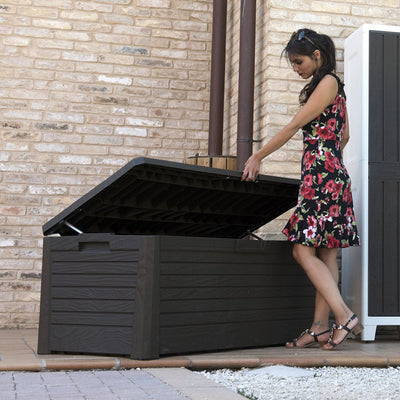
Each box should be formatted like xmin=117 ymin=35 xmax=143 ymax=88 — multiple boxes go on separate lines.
xmin=241 ymin=153 xmax=261 ymax=182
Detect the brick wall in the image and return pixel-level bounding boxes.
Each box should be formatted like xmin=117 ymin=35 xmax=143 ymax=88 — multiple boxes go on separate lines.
xmin=0 ymin=0 xmax=399 ymax=327
xmin=0 ymin=0 xmax=213 ymax=328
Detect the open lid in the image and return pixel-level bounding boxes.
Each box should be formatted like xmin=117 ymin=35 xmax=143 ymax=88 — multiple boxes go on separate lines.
xmin=43 ymin=157 xmax=300 ymax=239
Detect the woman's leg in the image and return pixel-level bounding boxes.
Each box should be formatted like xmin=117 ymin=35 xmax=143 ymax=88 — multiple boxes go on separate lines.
xmin=313 ymin=247 xmax=339 ymax=326
xmin=286 ymin=247 xmax=337 ymax=347
xmin=291 ymin=243 xmax=360 ymax=349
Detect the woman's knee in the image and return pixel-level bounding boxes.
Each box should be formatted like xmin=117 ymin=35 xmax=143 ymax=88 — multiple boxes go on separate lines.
xmin=292 ymin=245 xmax=301 ymax=263
xmin=292 ymin=243 xmax=311 ymax=264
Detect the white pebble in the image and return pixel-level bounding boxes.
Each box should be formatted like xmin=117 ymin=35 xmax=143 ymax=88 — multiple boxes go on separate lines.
xmin=198 ymin=366 xmax=400 ymax=400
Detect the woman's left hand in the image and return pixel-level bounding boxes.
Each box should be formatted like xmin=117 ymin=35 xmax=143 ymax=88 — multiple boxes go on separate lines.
xmin=241 ymin=154 xmax=261 ymax=181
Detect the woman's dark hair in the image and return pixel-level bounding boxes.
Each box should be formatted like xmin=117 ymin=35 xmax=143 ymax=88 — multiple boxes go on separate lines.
xmin=282 ymin=29 xmax=337 ymax=105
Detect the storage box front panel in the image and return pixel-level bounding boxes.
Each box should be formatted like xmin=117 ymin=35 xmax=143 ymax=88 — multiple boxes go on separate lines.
xmin=158 ymin=237 xmax=314 ymax=355
xmin=44 ymin=235 xmax=140 ymax=355
xmin=39 ymin=234 xmax=314 ymax=358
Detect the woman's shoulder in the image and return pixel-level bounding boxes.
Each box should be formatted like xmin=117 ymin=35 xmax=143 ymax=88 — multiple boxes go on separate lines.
xmin=315 ymin=74 xmax=339 ymax=99
xmin=325 ymin=73 xmax=346 ymax=98
xmin=321 ymin=73 xmax=339 ymax=86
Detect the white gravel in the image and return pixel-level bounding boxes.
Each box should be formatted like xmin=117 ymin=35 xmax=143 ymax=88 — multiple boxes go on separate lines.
xmin=198 ymin=365 xmax=400 ymax=400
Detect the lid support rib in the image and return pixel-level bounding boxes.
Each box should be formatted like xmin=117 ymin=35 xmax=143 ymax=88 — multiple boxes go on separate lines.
xmin=64 ymin=221 xmax=84 ymax=234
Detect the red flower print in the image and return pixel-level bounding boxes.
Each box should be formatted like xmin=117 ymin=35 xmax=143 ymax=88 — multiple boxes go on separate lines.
xmin=325 ymin=180 xmax=335 ymax=193
xmin=307 ymin=215 xmax=317 ymax=228
xmin=317 ymin=173 xmax=323 ymax=184
xmin=345 ymin=207 xmax=353 ymax=217
xmin=325 ymin=152 xmax=336 ymax=172
xmin=329 ymin=205 xmax=340 ymax=217
xmin=300 ymin=186 xmax=315 ymax=200
xmin=326 ymin=151 xmax=334 ymax=162
xmin=343 ymin=186 xmax=352 ymax=203
xmin=317 ymin=125 xmax=336 ymax=140
xmin=335 ymin=181 xmax=343 ymax=193
xmin=325 ymin=160 xmax=335 ymax=173
xmin=339 ymin=101 xmax=346 ymax=118
xmin=288 ymin=213 xmax=299 ymax=230
xmin=303 ymin=151 xmax=316 ymax=169
xmin=327 ymin=234 xmax=340 ymax=248
xmin=314 ymin=235 xmax=323 ymax=247
xmin=305 ymin=138 xmax=318 ymax=145
xmin=304 ymin=174 xmax=313 ymax=187
xmin=327 ymin=118 xmax=337 ymax=132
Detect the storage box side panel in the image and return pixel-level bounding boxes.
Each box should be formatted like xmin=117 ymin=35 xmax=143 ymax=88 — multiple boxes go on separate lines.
xmin=48 ymin=234 xmax=140 ymax=356
xmin=158 ymin=238 xmax=314 ymax=355
xmin=37 ymin=237 xmax=53 ymax=354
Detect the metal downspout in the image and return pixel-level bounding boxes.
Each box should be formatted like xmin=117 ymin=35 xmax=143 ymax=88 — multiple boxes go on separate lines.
xmin=208 ymin=0 xmax=227 ymax=156
xmin=236 ymin=0 xmax=256 ymax=171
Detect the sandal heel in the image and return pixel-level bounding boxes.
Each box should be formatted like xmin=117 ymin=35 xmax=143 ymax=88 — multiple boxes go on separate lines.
xmin=352 ymin=322 xmax=363 ymax=336
xmin=324 ymin=314 xmax=363 ymax=350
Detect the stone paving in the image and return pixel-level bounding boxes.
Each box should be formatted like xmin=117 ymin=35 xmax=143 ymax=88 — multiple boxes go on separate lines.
xmin=0 ymin=369 xmax=190 ymax=400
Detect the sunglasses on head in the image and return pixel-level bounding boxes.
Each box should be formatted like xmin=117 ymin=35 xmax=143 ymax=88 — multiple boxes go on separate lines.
xmin=295 ymin=30 xmax=320 ymax=50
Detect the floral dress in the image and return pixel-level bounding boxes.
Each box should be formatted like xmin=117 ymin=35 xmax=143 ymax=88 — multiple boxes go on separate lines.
xmin=282 ymin=74 xmax=360 ymax=248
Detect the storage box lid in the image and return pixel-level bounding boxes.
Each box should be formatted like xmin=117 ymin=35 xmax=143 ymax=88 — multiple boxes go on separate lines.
xmin=43 ymin=157 xmax=299 ymax=239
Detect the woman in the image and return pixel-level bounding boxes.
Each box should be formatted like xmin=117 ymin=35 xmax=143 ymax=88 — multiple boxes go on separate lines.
xmin=242 ymin=29 xmax=362 ymax=350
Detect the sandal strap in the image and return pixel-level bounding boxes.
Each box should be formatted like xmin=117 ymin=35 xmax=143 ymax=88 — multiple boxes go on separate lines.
xmin=328 ymin=314 xmax=359 ymax=347
xmin=332 ymin=314 xmax=357 ymax=333
xmin=293 ymin=328 xmax=330 ymax=346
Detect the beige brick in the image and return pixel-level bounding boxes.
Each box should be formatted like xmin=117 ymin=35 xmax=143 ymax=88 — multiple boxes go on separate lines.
xmin=109 ymin=146 xmax=147 ymax=157
xmin=54 ymin=31 xmax=91 ymax=41
xmin=3 ymin=36 xmax=31 ymax=46
xmin=32 ymin=18 xmax=72 ymax=30
xmin=60 ymin=10 xmax=99 ymax=21
xmin=113 ymin=25 xmax=151 ymax=36
xmin=98 ymin=74 xmax=132 ymax=85
xmin=351 ymin=5 xmax=388 ymax=17
xmin=152 ymin=28 xmax=188 ymax=40
xmin=151 ymin=48 xmax=188 ymax=59
xmin=135 ymin=17 xmax=172 ymax=29
xmin=18 ymin=6 xmax=58 ymax=18
xmin=75 ymin=1 xmax=113 ymax=13
xmin=103 ymin=14 xmax=134 ymax=25
xmin=36 ymin=39 xmax=74 ymax=50
xmin=62 ymin=51 xmax=97 ymax=62
xmin=15 ymin=27 xmax=54 ymax=38
xmin=75 ymin=62 xmax=114 ymax=73
xmin=83 ymin=135 xmax=123 ymax=146
xmin=93 ymin=32 xmax=131 ymax=44
xmin=56 ymin=155 xmax=92 ymax=165
xmin=138 ymin=0 xmax=171 ymax=7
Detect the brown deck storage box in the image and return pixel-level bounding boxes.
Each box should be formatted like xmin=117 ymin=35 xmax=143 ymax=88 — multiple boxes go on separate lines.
xmin=38 ymin=157 xmax=314 ymax=359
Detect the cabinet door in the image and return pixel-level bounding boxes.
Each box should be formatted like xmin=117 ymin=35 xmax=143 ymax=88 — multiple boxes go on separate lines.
xmin=368 ymin=31 xmax=400 ymax=316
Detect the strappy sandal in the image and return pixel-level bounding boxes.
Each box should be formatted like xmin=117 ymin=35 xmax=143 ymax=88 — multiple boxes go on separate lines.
xmin=324 ymin=314 xmax=363 ymax=350
xmin=286 ymin=328 xmax=331 ymax=348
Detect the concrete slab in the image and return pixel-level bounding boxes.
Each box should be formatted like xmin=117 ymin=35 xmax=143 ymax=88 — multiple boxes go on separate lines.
xmin=147 ymin=368 xmax=247 ymax=400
